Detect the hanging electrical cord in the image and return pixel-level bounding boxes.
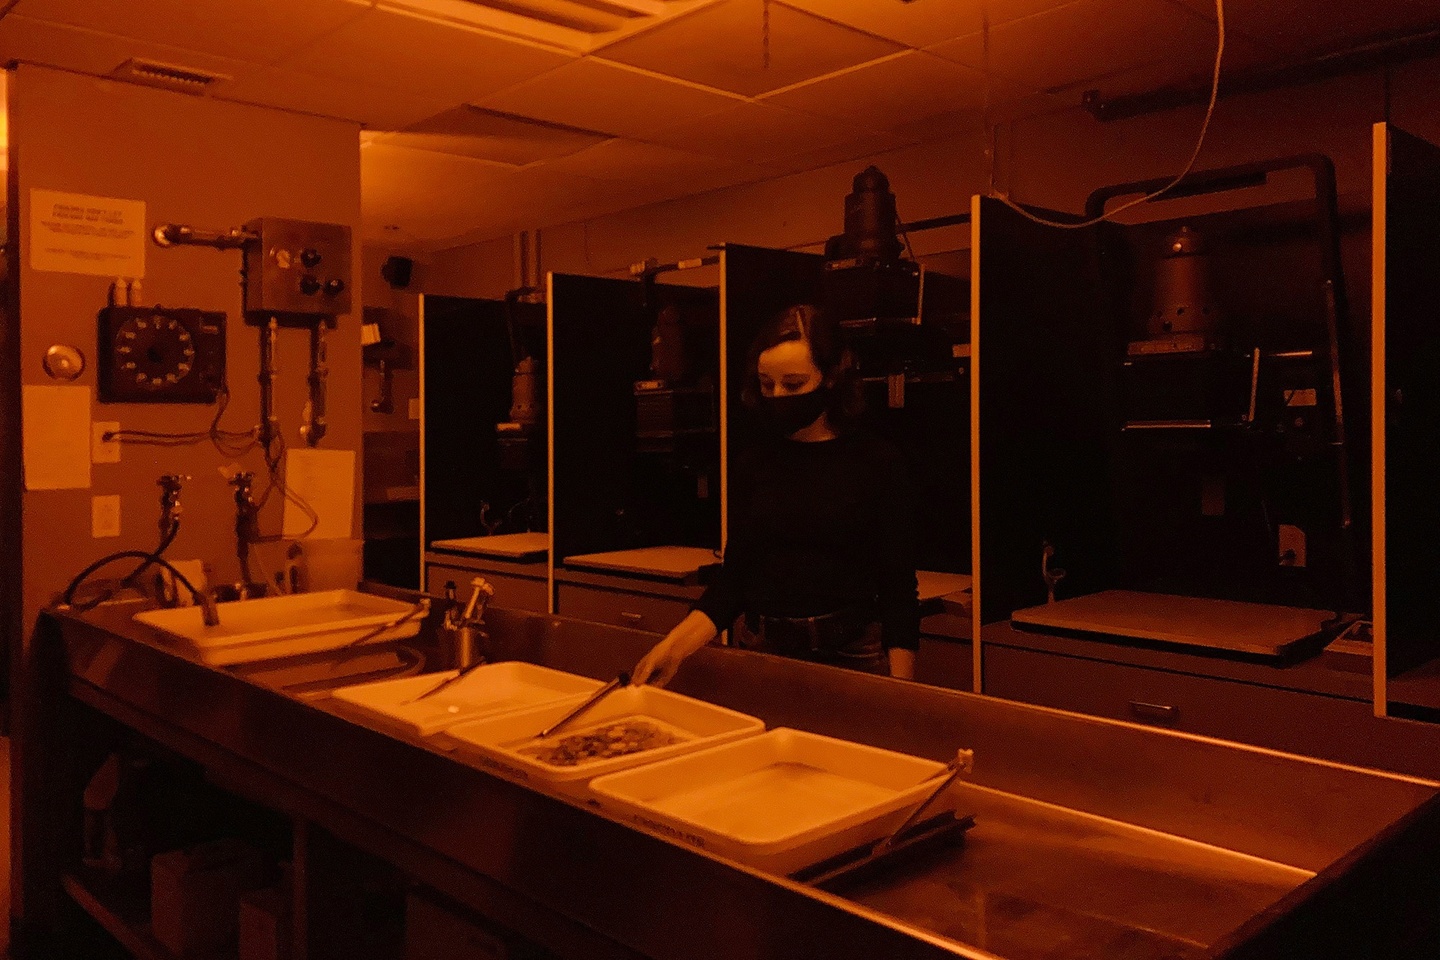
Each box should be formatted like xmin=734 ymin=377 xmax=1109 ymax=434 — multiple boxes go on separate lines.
xmin=992 ymin=0 xmax=1226 ymax=229
xmin=103 ymin=381 xmax=258 ymax=456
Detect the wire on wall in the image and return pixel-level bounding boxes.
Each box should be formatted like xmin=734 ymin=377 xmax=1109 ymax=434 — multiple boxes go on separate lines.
xmin=994 ymin=0 xmax=1227 ymax=229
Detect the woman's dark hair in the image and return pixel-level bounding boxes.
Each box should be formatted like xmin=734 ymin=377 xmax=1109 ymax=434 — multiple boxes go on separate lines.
xmin=740 ymin=304 xmax=864 ymax=430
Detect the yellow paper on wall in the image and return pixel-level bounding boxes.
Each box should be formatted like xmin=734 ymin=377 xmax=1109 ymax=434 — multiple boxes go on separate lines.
xmin=282 ymin=448 xmax=356 ymax=539
xmin=30 ymin=189 xmax=146 ymax=278
xmin=22 ymin=384 xmax=92 ymax=490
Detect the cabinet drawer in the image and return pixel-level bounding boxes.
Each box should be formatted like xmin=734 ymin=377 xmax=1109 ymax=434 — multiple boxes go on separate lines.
xmin=982 ymin=644 xmax=1440 ymax=776
xmin=916 ymin=637 xmax=974 ymax=692
xmin=556 ymin=584 xmax=691 ymax=633
xmin=426 ymin=564 xmax=548 ymax=614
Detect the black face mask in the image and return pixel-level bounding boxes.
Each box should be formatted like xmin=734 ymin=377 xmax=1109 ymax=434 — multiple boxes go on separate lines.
xmin=759 ymin=387 xmax=830 ymax=437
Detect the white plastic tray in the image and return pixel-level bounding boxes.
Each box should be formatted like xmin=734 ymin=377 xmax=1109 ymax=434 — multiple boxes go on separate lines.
xmin=588 ymin=728 xmax=955 ymax=876
xmin=329 ymin=662 xmax=603 ymax=738
xmin=133 ymin=590 xmax=424 ymax=666
xmin=440 ymin=685 xmax=764 ymax=800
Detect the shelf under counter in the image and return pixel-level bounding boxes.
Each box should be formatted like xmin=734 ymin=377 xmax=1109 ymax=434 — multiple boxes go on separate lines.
xmin=62 ymin=872 xmax=237 ymax=960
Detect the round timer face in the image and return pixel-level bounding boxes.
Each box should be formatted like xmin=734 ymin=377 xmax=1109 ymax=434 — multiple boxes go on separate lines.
xmin=114 ymin=312 xmax=196 ymax=389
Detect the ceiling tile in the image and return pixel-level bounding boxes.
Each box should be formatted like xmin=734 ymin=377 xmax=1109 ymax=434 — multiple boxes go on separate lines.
xmin=597 ymin=0 xmax=903 ymax=96
xmin=928 ymin=0 xmax=1223 ymax=93
xmin=778 ymin=0 xmax=1077 ymax=48
xmin=763 ymin=51 xmax=1035 ymax=133
xmin=757 ymin=129 xmax=923 ymax=178
xmin=363 ymin=140 xmax=613 ymax=246
xmin=1168 ymin=0 xmax=1440 ymax=59
xmin=478 ymin=58 xmax=743 ymax=138
xmin=9 ymin=0 xmax=370 ymax=65
xmin=0 ymin=14 xmax=245 ymax=79
xmin=220 ymin=63 xmax=452 ymax=128
xmin=376 ymin=106 xmax=609 ymax=164
xmin=640 ymin=101 xmax=888 ymax=163
xmin=530 ymin=138 xmax=748 ymax=186
xmin=277 ymin=5 xmax=575 ymax=102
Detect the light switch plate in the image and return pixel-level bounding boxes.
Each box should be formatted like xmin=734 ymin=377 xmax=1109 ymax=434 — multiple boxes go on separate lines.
xmin=93 ymin=421 xmax=121 ymax=463
xmin=92 ymin=495 xmax=121 ymax=538
xmin=408 ymin=397 xmax=420 ymax=420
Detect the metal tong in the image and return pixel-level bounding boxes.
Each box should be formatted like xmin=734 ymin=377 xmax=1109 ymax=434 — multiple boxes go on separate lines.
xmin=402 ymin=584 xmax=492 ymax=704
xmin=534 ymin=672 xmax=631 ymax=740
xmin=876 ymin=748 xmax=975 ymax=853
xmin=402 ymin=658 xmax=485 ymax=705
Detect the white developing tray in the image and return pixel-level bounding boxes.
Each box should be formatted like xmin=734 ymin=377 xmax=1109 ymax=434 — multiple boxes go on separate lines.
xmin=329 ymin=662 xmax=603 ymax=738
xmin=440 ymin=685 xmax=764 ymax=801
xmin=134 ymin=590 xmax=424 ymax=666
xmin=588 ymin=728 xmax=956 ymax=877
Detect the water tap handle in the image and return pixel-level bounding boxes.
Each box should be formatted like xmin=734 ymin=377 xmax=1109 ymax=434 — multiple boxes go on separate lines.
xmin=157 ymin=474 xmax=190 ymax=535
xmin=460 ymin=576 xmax=495 ymax=623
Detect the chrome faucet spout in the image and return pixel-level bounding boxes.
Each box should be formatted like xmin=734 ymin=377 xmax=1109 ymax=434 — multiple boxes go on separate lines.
xmin=200 ymin=593 xmax=221 ymax=627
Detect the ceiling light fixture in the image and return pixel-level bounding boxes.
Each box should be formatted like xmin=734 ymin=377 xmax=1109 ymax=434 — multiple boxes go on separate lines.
xmin=376 ymin=0 xmax=723 ymax=52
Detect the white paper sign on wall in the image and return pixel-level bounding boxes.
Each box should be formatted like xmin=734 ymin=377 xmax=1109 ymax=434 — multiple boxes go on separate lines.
xmin=29 ymin=189 xmax=147 ymax=278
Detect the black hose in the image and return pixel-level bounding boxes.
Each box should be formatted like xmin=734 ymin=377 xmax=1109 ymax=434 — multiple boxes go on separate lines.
xmin=60 ymin=550 xmax=205 ymax=611
xmin=67 ymin=520 xmax=182 ymax=612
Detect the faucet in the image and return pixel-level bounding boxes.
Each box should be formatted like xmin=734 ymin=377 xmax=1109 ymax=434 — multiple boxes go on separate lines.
xmin=228 ymin=471 xmax=266 ymax=598
xmin=444 ymin=577 xmax=495 ymax=669
xmin=1041 ymin=541 xmax=1067 ymax=604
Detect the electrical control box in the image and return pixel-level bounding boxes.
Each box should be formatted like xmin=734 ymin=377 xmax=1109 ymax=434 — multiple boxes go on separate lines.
xmin=241 ymin=217 xmax=352 ymax=323
xmin=97 ymin=306 xmax=227 ymax=403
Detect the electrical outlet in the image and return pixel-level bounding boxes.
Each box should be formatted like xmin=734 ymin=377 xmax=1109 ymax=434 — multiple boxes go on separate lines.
xmin=93 ymin=421 xmax=121 ymax=463
xmin=92 ymin=495 xmax=121 ymax=538
xmin=1279 ymin=524 xmax=1307 ymax=567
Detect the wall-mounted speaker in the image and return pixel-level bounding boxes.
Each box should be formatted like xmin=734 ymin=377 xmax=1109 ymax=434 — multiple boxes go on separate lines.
xmin=381 ymin=255 xmax=413 ymax=289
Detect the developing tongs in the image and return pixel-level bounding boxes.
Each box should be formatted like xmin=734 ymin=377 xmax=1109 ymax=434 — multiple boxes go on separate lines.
xmin=875 ymin=747 xmax=976 ymax=853
xmin=534 ymin=671 xmax=632 ymax=740
xmin=403 ymin=585 xmax=492 ymax=704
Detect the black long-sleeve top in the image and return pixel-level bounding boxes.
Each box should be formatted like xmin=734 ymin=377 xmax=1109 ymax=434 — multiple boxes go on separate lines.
xmin=694 ymin=429 xmax=921 ymax=651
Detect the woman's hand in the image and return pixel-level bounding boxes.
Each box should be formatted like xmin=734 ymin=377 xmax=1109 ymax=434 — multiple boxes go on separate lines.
xmin=632 ymin=610 xmax=719 ymax=687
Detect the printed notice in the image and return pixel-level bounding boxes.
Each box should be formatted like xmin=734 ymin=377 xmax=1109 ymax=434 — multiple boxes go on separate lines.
xmin=30 ymin=189 xmax=147 ymax=278
xmin=283 ymin=448 xmax=357 ymax=539
xmin=22 ymin=385 xmax=93 ymax=490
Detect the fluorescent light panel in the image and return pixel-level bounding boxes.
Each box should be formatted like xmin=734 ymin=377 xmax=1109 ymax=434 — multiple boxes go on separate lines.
xmin=377 ymin=0 xmax=716 ymax=51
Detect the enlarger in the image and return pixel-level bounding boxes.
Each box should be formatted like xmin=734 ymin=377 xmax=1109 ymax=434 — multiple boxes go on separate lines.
xmin=975 ymin=156 xmax=1363 ymax=660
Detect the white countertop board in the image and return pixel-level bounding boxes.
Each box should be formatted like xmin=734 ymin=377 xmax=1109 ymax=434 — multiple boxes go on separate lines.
xmin=431 ymin=532 xmax=550 ymax=559
xmin=1011 ymin=590 xmax=1336 ymax=658
xmin=562 ymin=546 xmax=721 ymax=580
xmin=917 ymin=571 xmax=972 ymax=603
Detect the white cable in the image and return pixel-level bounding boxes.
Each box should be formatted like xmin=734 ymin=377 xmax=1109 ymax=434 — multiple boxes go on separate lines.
xmin=995 ymin=0 xmax=1226 ymax=229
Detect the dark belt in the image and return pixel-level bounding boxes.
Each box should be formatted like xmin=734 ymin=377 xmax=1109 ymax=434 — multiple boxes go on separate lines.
xmin=744 ymin=605 xmax=875 ymax=653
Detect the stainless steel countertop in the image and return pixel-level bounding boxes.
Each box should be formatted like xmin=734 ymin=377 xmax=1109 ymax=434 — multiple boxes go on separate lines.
xmin=53 ymin=599 xmax=1440 ymax=960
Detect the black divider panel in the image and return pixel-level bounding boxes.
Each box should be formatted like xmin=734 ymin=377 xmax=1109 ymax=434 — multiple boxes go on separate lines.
xmin=975 ymin=197 xmax=1120 ymax=624
xmin=423 ymin=295 xmax=546 ymax=543
xmin=550 ymin=274 xmax=720 ymax=561
xmin=1380 ymin=126 xmax=1440 ymax=677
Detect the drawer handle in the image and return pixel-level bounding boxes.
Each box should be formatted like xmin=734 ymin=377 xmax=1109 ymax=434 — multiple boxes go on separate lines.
xmin=618 ymin=612 xmax=645 ymax=625
xmin=1129 ymin=701 xmax=1179 ymax=723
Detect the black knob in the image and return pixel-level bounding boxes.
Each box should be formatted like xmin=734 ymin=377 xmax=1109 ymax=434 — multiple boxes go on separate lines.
xmin=300 ymin=274 xmax=321 ymax=296
xmin=300 ymin=248 xmax=322 ymax=268
xmin=325 ymin=278 xmax=346 ymax=297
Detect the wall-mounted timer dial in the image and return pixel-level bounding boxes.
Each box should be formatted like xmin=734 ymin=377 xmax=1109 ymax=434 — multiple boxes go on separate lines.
xmin=98 ymin=306 xmax=227 ymax=403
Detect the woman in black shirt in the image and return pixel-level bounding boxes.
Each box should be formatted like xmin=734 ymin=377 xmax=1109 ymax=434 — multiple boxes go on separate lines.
xmin=632 ymin=305 xmax=920 ymax=685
